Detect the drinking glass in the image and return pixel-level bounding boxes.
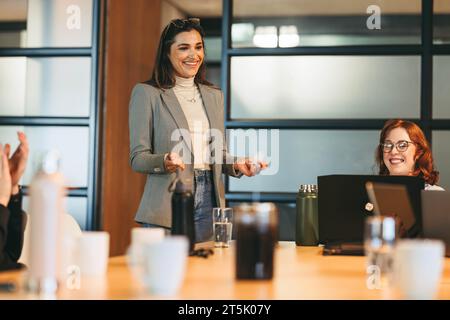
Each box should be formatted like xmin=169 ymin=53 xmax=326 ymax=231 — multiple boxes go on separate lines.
xmin=235 ymin=203 xmax=278 ymax=280
xmin=212 ymin=207 xmax=233 ymax=248
xmin=364 ymin=215 xmax=396 ymax=289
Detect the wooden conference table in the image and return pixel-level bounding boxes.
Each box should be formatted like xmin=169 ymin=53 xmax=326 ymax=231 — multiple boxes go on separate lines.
xmin=1 ymin=241 xmax=450 ymax=299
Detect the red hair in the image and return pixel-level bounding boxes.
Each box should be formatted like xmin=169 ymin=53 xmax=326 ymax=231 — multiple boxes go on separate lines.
xmin=375 ymin=119 xmax=439 ymax=185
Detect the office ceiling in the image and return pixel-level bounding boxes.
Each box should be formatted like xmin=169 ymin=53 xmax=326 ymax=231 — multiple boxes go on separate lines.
xmin=169 ymin=0 xmax=450 ymax=17
xmin=1 ymin=0 xmax=449 ymax=22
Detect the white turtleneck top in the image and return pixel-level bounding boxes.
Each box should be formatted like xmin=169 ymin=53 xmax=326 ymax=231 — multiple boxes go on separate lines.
xmin=173 ymin=76 xmax=211 ymax=170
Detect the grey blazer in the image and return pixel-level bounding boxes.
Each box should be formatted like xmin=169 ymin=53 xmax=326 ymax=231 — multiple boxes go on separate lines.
xmin=129 ymin=82 xmax=241 ymax=228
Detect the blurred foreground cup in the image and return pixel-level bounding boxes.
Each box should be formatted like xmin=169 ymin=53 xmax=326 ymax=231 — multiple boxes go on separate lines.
xmin=76 ymin=231 xmax=110 ymax=277
xmin=394 ymin=239 xmax=445 ymax=299
xmin=364 ymin=216 xmax=396 ymax=288
xmin=142 ymin=236 xmax=189 ymax=296
xmin=127 ymin=228 xmax=165 ymax=280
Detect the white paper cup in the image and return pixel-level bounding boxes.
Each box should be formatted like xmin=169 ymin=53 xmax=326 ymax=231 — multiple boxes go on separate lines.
xmin=127 ymin=228 xmax=165 ymax=279
xmin=75 ymin=231 xmax=110 ymax=277
xmin=394 ymin=239 xmax=445 ymax=299
xmin=142 ymin=236 xmax=188 ymax=296
xmin=131 ymin=227 xmax=165 ymax=248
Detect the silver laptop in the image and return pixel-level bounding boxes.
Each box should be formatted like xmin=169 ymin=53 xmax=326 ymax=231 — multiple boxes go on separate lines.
xmin=421 ymin=190 xmax=450 ymax=257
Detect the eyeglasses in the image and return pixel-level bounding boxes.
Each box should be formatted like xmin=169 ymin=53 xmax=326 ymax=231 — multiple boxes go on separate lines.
xmin=381 ymin=140 xmax=416 ymax=153
xmin=169 ymin=18 xmax=200 ymax=28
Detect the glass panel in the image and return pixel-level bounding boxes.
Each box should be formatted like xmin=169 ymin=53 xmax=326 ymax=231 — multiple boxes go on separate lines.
xmin=204 ymin=37 xmax=222 ymax=62
xmin=232 ymin=0 xmax=421 ymax=48
xmin=231 ymin=56 xmax=420 ymax=119
xmin=229 ymin=202 xmax=296 ymax=241
xmin=228 ymin=129 xmax=379 ymax=192
xmin=206 ymin=65 xmax=221 ymax=89
xmin=433 ymin=56 xmax=450 ymax=119
xmin=25 ymin=57 xmax=91 ymax=116
xmin=432 ymin=131 xmax=450 ymax=190
xmin=0 ymin=0 xmax=93 ymax=48
xmin=0 ymin=57 xmax=26 ymax=115
xmin=0 ymin=126 xmax=89 ymax=187
xmin=434 ymin=0 xmax=450 ymax=44
xmin=0 ymin=57 xmax=91 ymax=116
xmin=23 ymin=196 xmax=88 ymax=230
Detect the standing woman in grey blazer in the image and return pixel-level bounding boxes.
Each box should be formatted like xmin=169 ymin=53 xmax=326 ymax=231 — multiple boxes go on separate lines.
xmin=129 ymin=18 xmax=267 ymax=242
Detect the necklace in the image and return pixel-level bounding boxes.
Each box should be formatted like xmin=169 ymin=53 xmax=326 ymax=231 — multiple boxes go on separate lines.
xmin=186 ymin=95 xmax=196 ymax=103
xmin=179 ymin=88 xmax=197 ymax=103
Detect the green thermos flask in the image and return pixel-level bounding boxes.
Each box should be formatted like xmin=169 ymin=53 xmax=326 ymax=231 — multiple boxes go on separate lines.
xmin=295 ymin=184 xmax=319 ymax=246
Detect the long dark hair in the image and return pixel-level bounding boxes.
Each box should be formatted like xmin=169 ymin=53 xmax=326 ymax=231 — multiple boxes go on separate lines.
xmin=146 ymin=18 xmax=213 ymax=89
xmin=375 ymin=119 xmax=439 ymax=185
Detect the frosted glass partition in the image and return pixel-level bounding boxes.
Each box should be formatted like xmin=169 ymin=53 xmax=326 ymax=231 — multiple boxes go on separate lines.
xmin=25 ymin=57 xmax=91 ymax=116
xmin=204 ymin=37 xmax=222 ymax=62
xmin=230 ymin=56 xmax=420 ymax=119
xmin=23 ymin=196 xmax=87 ymax=230
xmin=232 ymin=0 xmax=421 ymax=47
xmin=0 ymin=0 xmax=93 ymax=48
xmin=432 ymin=131 xmax=450 ymax=190
xmin=206 ymin=67 xmax=221 ymax=89
xmin=0 ymin=57 xmax=26 ymax=115
xmin=27 ymin=0 xmax=93 ymax=47
xmin=0 ymin=126 xmax=89 ymax=187
xmin=227 ymin=129 xmax=379 ymax=192
xmin=229 ymin=202 xmax=296 ymax=241
xmin=433 ymin=56 xmax=450 ymax=118
xmin=0 ymin=57 xmax=91 ymax=116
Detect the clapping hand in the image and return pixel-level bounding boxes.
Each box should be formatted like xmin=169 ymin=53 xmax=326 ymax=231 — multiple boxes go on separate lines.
xmin=4 ymin=132 xmax=29 ymax=195
xmin=0 ymin=144 xmax=12 ymax=207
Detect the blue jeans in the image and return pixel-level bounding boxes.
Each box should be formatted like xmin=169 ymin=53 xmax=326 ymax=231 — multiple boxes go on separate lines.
xmin=141 ymin=170 xmax=217 ymax=243
xmin=193 ymin=170 xmax=217 ymax=243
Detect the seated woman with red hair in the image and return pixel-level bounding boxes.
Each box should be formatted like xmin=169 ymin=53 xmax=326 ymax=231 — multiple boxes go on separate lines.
xmin=375 ymin=119 xmax=444 ymax=191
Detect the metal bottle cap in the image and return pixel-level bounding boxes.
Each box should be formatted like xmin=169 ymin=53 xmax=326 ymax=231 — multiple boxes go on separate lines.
xmin=299 ymin=184 xmax=318 ymax=193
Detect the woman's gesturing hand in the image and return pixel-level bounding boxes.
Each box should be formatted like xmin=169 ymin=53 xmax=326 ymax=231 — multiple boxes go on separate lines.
xmin=164 ymin=152 xmax=186 ymax=173
xmin=233 ymin=158 xmax=268 ymax=177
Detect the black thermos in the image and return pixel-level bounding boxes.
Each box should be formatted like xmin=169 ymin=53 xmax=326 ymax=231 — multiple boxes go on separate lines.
xmin=170 ymin=170 xmax=196 ymax=252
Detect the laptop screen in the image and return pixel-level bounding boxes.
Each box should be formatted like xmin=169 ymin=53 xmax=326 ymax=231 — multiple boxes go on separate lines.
xmin=317 ymin=175 xmax=424 ymax=244
xmin=366 ymin=182 xmax=417 ymax=237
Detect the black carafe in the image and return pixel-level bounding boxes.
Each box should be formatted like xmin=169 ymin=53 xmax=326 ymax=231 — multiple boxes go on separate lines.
xmin=170 ymin=169 xmax=196 ymax=252
xmin=295 ymin=184 xmax=319 ymax=246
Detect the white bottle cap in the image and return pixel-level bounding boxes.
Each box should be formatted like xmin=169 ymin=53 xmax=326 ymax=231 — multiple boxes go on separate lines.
xmin=40 ymin=150 xmax=61 ymax=174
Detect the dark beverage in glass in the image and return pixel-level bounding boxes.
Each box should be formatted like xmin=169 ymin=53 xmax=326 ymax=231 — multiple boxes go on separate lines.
xmin=235 ymin=203 xmax=278 ymax=280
